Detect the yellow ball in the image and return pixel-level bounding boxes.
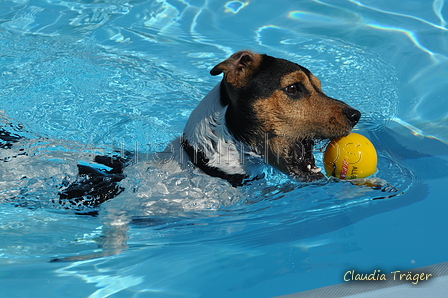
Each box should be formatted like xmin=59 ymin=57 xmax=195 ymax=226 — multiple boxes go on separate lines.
xmin=323 ymin=133 xmax=377 ymax=180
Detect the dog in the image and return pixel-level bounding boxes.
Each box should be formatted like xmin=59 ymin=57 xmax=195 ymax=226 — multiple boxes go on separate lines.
xmin=190 ymin=50 xmax=360 ymax=180
xmin=153 ymin=50 xmax=360 ymax=186
xmin=1 ymin=50 xmax=363 ymax=260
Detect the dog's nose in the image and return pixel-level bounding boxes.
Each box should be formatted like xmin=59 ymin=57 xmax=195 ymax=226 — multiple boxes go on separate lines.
xmin=343 ymin=108 xmax=361 ymax=127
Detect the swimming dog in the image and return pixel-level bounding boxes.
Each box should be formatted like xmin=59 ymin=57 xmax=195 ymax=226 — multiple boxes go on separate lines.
xmin=157 ymin=50 xmax=361 ymax=186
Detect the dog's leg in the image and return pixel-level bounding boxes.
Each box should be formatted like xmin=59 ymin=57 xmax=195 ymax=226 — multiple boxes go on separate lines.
xmin=51 ymin=202 xmax=132 ymax=262
xmin=50 ymin=222 xmax=129 ymax=262
xmin=0 ymin=128 xmax=22 ymax=149
xmin=57 ymin=153 xmax=132 ymax=212
xmin=52 ymin=154 xmax=134 ymax=261
xmin=348 ymin=177 xmax=398 ymax=193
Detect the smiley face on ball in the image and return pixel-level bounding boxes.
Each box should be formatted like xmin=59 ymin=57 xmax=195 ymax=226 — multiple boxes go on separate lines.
xmin=323 ymin=133 xmax=377 ymax=179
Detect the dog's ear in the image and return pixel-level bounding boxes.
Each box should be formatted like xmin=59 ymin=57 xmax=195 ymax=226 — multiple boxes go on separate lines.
xmin=210 ymin=51 xmax=261 ymax=87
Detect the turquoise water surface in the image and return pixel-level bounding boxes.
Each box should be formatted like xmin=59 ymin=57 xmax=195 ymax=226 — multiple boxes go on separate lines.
xmin=1 ymin=0 xmax=448 ymax=297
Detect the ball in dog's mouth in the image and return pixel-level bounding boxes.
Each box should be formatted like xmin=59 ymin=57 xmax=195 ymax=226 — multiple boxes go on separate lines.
xmin=287 ymin=138 xmax=324 ymax=181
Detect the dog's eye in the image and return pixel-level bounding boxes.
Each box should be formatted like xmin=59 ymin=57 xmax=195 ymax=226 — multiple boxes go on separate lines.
xmin=283 ymin=83 xmax=303 ymax=97
xmin=285 ymin=84 xmax=298 ymax=94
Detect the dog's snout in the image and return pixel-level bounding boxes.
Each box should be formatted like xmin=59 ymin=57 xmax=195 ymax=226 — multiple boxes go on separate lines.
xmin=343 ymin=108 xmax=361 ymax=127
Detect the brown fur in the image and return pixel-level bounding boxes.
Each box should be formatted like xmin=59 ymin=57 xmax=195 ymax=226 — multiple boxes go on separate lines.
xmin=251 ymin=70 xmax=355 ymax=171
xmin=210 ymin=51 xmax=262 ymax=89
xmin=254 ymin=70 xmax=353 ymax=139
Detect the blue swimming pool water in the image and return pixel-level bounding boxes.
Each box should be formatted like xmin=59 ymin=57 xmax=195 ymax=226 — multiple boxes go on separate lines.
xmin=1 ymin=0 xmax=447 ymax=297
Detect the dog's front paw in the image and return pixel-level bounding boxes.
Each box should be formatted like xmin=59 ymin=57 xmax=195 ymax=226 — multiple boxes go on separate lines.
xmin=348 ymin=177 xmax=398 ymax=193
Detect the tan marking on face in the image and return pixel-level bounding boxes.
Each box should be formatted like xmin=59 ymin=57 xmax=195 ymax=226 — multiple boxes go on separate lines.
xmin=280 ymin=71 xmax=322 ymax=92
xmin=252 ymin=70 xmax=353 ymax=159
xmin=280 ymin=71 xmax=313 ymax=91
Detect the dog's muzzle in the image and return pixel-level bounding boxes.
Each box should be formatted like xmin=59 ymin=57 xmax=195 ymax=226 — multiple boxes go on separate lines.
xmin=288 ymin=107 xmax=361 ymax=182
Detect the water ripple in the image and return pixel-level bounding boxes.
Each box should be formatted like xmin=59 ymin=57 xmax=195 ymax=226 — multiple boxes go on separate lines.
xmin=348 ymin=0 xmax=447 ymax=30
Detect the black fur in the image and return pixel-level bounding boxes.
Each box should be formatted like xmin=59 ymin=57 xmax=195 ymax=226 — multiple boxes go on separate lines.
xmin=57 ymin=154 xmax=131 ymax=211
xmin=0 ymin=128 xmax=22 ymax=149
xmin=181 ymin=135 xmax=248 ymax=187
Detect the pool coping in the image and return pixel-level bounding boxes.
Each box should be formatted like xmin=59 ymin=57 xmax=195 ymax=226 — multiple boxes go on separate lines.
xmin=273 ymin=261 xmax=448 ymax=298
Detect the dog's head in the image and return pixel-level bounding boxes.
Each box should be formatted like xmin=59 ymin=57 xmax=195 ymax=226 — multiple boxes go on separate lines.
xmin=211 ymin=50 xmax=361 ymax=181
